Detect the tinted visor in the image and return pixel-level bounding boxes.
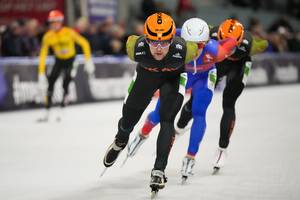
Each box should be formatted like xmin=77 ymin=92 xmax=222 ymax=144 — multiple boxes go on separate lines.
xmin=146 ymin=38 xmax=173 ymax=48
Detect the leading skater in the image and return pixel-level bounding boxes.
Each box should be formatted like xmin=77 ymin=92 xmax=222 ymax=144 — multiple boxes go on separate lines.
xmin=102 ymin=12 xmax=199 ymax=193
xmin=125 ymin=17 xmax=238 ymax=182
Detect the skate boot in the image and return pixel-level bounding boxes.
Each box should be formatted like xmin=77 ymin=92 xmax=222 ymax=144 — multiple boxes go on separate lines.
xmin=55 ymin=107 xmax=65 ymax=122
xmin=181 ymin=156 xmax=195 ymax=183
xmin=37 ymin=109 xmax=51 ymax=122
xmin=212 ymin=147 xmax=227 ymax=174
xmin=150 ymin=169 xmax=167 ymax=190
xmin=150 ymin=169 xmax=167 ymax=198
xmin=127 ymin=132 xmax=148 ymax=157
xmin=103 ymin=139 xmax=126 ymax=167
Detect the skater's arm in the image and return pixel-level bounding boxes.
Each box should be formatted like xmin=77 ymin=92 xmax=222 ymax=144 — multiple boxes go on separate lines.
xmin=250 ymin=37 xmax=268 ymax=56
xmin=126 ymin=35 xmax=139 ymax=61
xmin=71 ymin=28 xmax=92 ymax=61
xmin=185 ymin=41 xmax=198 ymax=64
xmin=216 ymin=38 xmax=238 ymax=62
xmin=38 ymin=35 xmax=50 ymax=74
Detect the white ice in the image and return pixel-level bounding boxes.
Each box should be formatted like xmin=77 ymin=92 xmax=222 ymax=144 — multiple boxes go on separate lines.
xmin=0 ymin=85 xmax=300 ymax=200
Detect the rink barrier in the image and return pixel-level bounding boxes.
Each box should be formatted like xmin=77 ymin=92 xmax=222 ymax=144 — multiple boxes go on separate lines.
xmin=0 ymin=53 xmax=299 ymax=111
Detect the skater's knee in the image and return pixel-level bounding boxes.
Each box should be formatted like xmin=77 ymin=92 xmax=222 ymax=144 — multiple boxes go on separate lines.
xmin=192 ymin=90 xmax=212 ymax=116
xmin=122 ymin=104 xmax=144 ymax=127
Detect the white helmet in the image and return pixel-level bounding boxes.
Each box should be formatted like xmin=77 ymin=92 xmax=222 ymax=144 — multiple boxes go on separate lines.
xmin=181 ymin=18 xmax=209 ymax=42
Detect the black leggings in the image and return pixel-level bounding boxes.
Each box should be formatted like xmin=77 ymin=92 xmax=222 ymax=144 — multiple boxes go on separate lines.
xmin=218 ymin=67 xmax=244 ymax=148
xmin=47 ymin=57 xmax=74 ymax=109
xmin=116 ymin=68 xmax=184 ymax=171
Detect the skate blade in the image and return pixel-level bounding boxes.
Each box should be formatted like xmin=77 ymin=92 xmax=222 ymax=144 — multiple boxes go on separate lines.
xmin=120 ymin=156 xmax=129 ymax=167
xmin=150 ymin=188 xmax=159 ymax=199
xmin=212 ymin=167 xmax=220 ymax=175
xmin=99 ymin=167 xmax=108 ymax=178
xmin=181 ymin=176 xmax=188 ymax=185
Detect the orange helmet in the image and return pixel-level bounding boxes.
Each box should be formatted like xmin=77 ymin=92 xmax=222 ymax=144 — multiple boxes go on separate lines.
xmin=144 ymin=12 xmax=176 ymax=41
xmin=218 ymin=19 xmax=244 ymax=45
xmin=48 ymin=10 xmax=64 ymax=22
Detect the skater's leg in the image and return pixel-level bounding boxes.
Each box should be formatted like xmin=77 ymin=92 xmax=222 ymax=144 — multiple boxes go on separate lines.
xmin=126 ymin=99 xmax=161 ymax=157
xmin=46 ymin=60 xmax=62 ymax=109
xmin=61 ymin=58 xmax=74 ymax=107
xmin=154 ymin=76 xmax=184 ymax=171
xmin=116 ymin=72 xmax=159 ymax=144
xmin=181 ymin=70 xmax=215 ymax=179
xmin=104 ymin=70 xmax=160 ymax=167
xmin=187 ymin=72 xmax=215 ymax=156
xmin=219 ymin=69 xmax=245 ymax=148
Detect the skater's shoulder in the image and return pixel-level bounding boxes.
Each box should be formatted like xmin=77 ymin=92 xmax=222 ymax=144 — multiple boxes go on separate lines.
xmin=203 ymin=39 xmax=219 ymax=55
xmin=126 ymin=35 xmax=145 ymax=60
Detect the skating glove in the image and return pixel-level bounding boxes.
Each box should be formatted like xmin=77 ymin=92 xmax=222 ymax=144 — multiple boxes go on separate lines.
xmin=38 ymin=73 xmax=47 ymax=88
xmin=84 ymin=59 xmax=95 ymax=76
xmin=37 ymin=73 xmax=48 ymax=98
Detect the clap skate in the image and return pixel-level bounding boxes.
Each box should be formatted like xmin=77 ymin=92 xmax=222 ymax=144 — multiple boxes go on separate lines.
xmin=101 ymin=139 xmax=126 ymax=177
xmin=212 ymin=147 xmax=227 ymax=174
xmin=121 ymin=132 xmax=148 ymax=166
xmin=150 ymin=169 xmax=167 ymax=199
xmin=181 ymin=156 xmax=195 ymax=184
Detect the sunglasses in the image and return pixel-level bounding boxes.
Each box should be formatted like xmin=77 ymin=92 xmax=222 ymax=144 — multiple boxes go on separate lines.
xmin=146 ymin=39 xmax=173 ymax=48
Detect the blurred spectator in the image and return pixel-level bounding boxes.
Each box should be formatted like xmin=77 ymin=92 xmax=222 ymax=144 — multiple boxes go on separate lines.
xmin=228 ymin=0 xmax=248 ymax=7
xmin=23 ymin=19 xmax=40 ymax=56
xmin=139 ymin=0 xmax=158 ymax=21
xmin=287 ymin=0 xmax=300 ymax=19
xmin=97 ymin=16 xmax=114 ymax=55
xmin=74 ymin=17 xmax=90 ymax=35
xmin=267 ymin=32 xmax=289 ymax=52
xmin=0 ymin=25 xmax=6 ymax=55
xmin=88 ymin=23 xmax=102 ymax=54
xmin=250 ymin=0 xmax=261 ymax=10
xmin=268 ymin=16 xmax=294 ymax=33
xmin=268 ymin=16 xmax=300 ymax=52
xmin=36 ymin=22 xmax=48 ymax=44
xmin=132 ymin=21 xmax=144 ymax=35
xmin=176 ymin=0 xmax=196 ymax=26
xmin=248 ymin=17 xmax=267 ymax=39
xmin=1 ymin=20 xmax=26 ymax=56
xmin=74 ymin=17 xmax=90 ymax=54
xmin=109 ymin=24 xmax=126 ymax=55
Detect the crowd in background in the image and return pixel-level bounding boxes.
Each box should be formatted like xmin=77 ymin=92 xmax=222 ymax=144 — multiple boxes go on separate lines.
xmin=227 ymin=0 xmax=300 ymax=20
xmin=0 ymin=0 xmax=299 ymax=57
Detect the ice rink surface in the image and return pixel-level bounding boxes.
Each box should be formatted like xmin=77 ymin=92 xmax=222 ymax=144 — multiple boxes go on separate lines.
xmin=0 ymin=84 xmax=300 ymax=200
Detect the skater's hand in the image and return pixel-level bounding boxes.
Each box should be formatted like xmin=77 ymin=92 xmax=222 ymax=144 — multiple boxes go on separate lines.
xmin=38 ymin=74 xmax=47 ymax=88
xmin=84 ymin=59 xmax=95 ymax=76
xmin=37 ymin=73 xmax=48 ymax=98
